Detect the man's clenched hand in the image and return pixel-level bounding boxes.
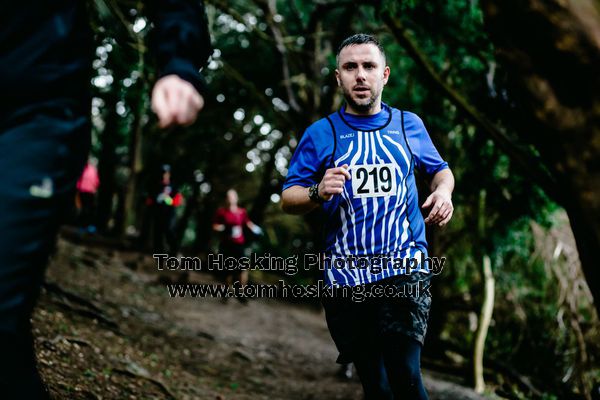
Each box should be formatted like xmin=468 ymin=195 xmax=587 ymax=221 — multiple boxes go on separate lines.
xmin=318 ymin=164 xmax=351 ymax=201
xmin=151 ymin=75 xmax=204 ymax=128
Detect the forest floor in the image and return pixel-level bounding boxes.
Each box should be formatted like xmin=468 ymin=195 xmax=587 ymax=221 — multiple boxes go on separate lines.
xmin=33 ymin=235 xmax=498 ymax=400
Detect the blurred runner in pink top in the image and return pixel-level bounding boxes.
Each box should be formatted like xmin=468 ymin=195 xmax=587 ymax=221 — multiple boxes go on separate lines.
xmin=76 ymin=159 xmax=100 ymax=232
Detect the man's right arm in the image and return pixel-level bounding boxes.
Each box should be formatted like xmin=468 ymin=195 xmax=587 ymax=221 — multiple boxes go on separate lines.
xmin=149 ymin=0 xmax=212 ymax=128
xmin=281 ymin=186 xmax=318 ymax=215
xmin=281 ymin=165 xmax=351 ymax=215
xmin=150 ymin=0 xmax=212 ymax=93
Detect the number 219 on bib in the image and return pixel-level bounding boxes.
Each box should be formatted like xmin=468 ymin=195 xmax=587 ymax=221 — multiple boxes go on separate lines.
xmin=351 ymin=163 xmax=397 ymax=198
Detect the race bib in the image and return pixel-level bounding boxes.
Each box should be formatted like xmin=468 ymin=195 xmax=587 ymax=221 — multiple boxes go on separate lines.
xmin=231 ymin=225 xmax=243 ymax=239
xmin=351 ymin=163 xmax=397 ymax=198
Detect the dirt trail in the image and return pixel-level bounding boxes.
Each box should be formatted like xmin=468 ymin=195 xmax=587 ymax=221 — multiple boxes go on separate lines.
xmin=33 ymin=238 xmax=494 ymax=400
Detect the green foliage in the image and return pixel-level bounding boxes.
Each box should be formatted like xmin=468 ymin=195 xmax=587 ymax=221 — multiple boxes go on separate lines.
xmin=89 ymin=0 xmax=598 ymax=397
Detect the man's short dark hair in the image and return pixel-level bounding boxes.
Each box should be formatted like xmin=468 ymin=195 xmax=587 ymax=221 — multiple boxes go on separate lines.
xmin=336 ymin=34 xmax=386 ymax=65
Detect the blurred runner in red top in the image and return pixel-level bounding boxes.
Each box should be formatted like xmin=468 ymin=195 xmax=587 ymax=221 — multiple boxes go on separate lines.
xmin=213 ymin=189 xmax=262 ymax=289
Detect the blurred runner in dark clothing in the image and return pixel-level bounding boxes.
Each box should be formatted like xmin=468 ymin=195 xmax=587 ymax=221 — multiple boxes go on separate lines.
xmin=151 ymin=164 xmax=184 ymax=254
xmin=0 ymin=2 xmax=212 ymax=398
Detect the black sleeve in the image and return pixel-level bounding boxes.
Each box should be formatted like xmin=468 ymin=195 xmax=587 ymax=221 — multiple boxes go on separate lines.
xmin=148 ymin=0 xmax=212 ymax=94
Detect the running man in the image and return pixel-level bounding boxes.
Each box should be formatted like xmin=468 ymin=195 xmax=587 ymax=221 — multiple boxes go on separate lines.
xmin=281 ymin=34 xmax=454 ymax=399
xmin=213 ymin=189 xmax=262 ymax=290
xmin=76 ymin=158 xmax=100 ymax=233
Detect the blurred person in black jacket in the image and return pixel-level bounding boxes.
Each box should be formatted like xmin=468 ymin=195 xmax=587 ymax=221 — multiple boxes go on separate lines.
xmin=0 ymin=2 xmax=211 ymax=398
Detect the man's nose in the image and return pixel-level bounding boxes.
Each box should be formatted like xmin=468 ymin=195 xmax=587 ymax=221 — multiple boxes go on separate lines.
xmin=356 ymin=66 xmax=367 ymax=81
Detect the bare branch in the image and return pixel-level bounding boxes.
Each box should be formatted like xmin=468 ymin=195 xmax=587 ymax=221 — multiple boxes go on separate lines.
xmin=254 ymin=0 xmax=302 ymax=113
xmin=381 ymin=13 xmax=562 ymax=203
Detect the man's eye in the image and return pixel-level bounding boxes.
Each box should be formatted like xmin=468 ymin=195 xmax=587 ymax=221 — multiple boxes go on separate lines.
xmin=346 ymin=65 xmax=355 ymax=70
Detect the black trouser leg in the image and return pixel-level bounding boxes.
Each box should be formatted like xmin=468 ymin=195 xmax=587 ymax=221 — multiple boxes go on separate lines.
xmin=353 ymin=351 xmax=394 ymax=400
xmin=152 ymin=207 xmax=165 ymax=253
xmin=79 ymin=192 xmax=95 ymax=227
xmin=0 ymin=101 xmax=89 ymax=399
xmin=0 ymin=321 xmax=49 ymax=399
xmin=382 ymin=337 xmax=429 ymax=400
xmin=165 ymin=212 xmax=178 ymax=254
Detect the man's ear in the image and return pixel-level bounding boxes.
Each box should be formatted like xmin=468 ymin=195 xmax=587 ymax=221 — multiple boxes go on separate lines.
xmin=383 ymin=65 xmax=390 ymax=85
xmin=335 ymin=69 xmax=341 ymax=86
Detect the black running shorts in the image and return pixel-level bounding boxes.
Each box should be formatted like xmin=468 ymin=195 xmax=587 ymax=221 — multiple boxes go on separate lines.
xmin=321 ymin=272 xmax=432 ymax=364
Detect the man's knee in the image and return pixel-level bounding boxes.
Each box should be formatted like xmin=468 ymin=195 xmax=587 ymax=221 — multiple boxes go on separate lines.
xmin=383 ymin=338 xmax=424 ymax=381
xmin=387 ymin=355 xmax=420 ymax=384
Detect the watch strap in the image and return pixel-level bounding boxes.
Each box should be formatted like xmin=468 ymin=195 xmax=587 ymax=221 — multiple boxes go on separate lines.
xmin=308 ymin=183 xmax=325 ymax=204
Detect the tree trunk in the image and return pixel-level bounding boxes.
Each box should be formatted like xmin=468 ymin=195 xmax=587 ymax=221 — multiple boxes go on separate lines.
xmin=193 ymin=196 xmax=219 ymax=254
xmin=97 ymin=92 xmax=119 ymax=233
xmin=474 ymin=254 xmax=494 ymax=393
xmin=482 ymin=0 xmax=600 ymax=313
xmin=248 ymin=143 xmax=280 ymax=225
xmin=122 ymin=21 xmax=147 ymax=235
xmin=472 ymin=189 xmax=495 ymax=392
xmin=174 ymin=177 xmax=200 ymax=253
xmin=122 ymin=94 xmax=145 ymax=234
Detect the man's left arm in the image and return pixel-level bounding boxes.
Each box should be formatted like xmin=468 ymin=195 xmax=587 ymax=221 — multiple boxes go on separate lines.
xmin=405 ymin=112 xmax=455 ymax=227
xmin=422 ymin=168 xmax=455 ymax=227
xmin=149 ymin=0 xmax=212 ymax=128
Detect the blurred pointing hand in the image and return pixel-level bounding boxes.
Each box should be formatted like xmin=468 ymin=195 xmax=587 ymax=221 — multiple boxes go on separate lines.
xmin=151 ymin=74 xmax=204 ymax=129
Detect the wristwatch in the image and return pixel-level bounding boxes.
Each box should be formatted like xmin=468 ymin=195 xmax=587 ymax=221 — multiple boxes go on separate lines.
xmin=308 ymin=183 xmax=326 ymax=204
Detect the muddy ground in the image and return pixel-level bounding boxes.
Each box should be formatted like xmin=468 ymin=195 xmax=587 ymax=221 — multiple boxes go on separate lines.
xmin=33 ymin=237 xmax=496 ymax=400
